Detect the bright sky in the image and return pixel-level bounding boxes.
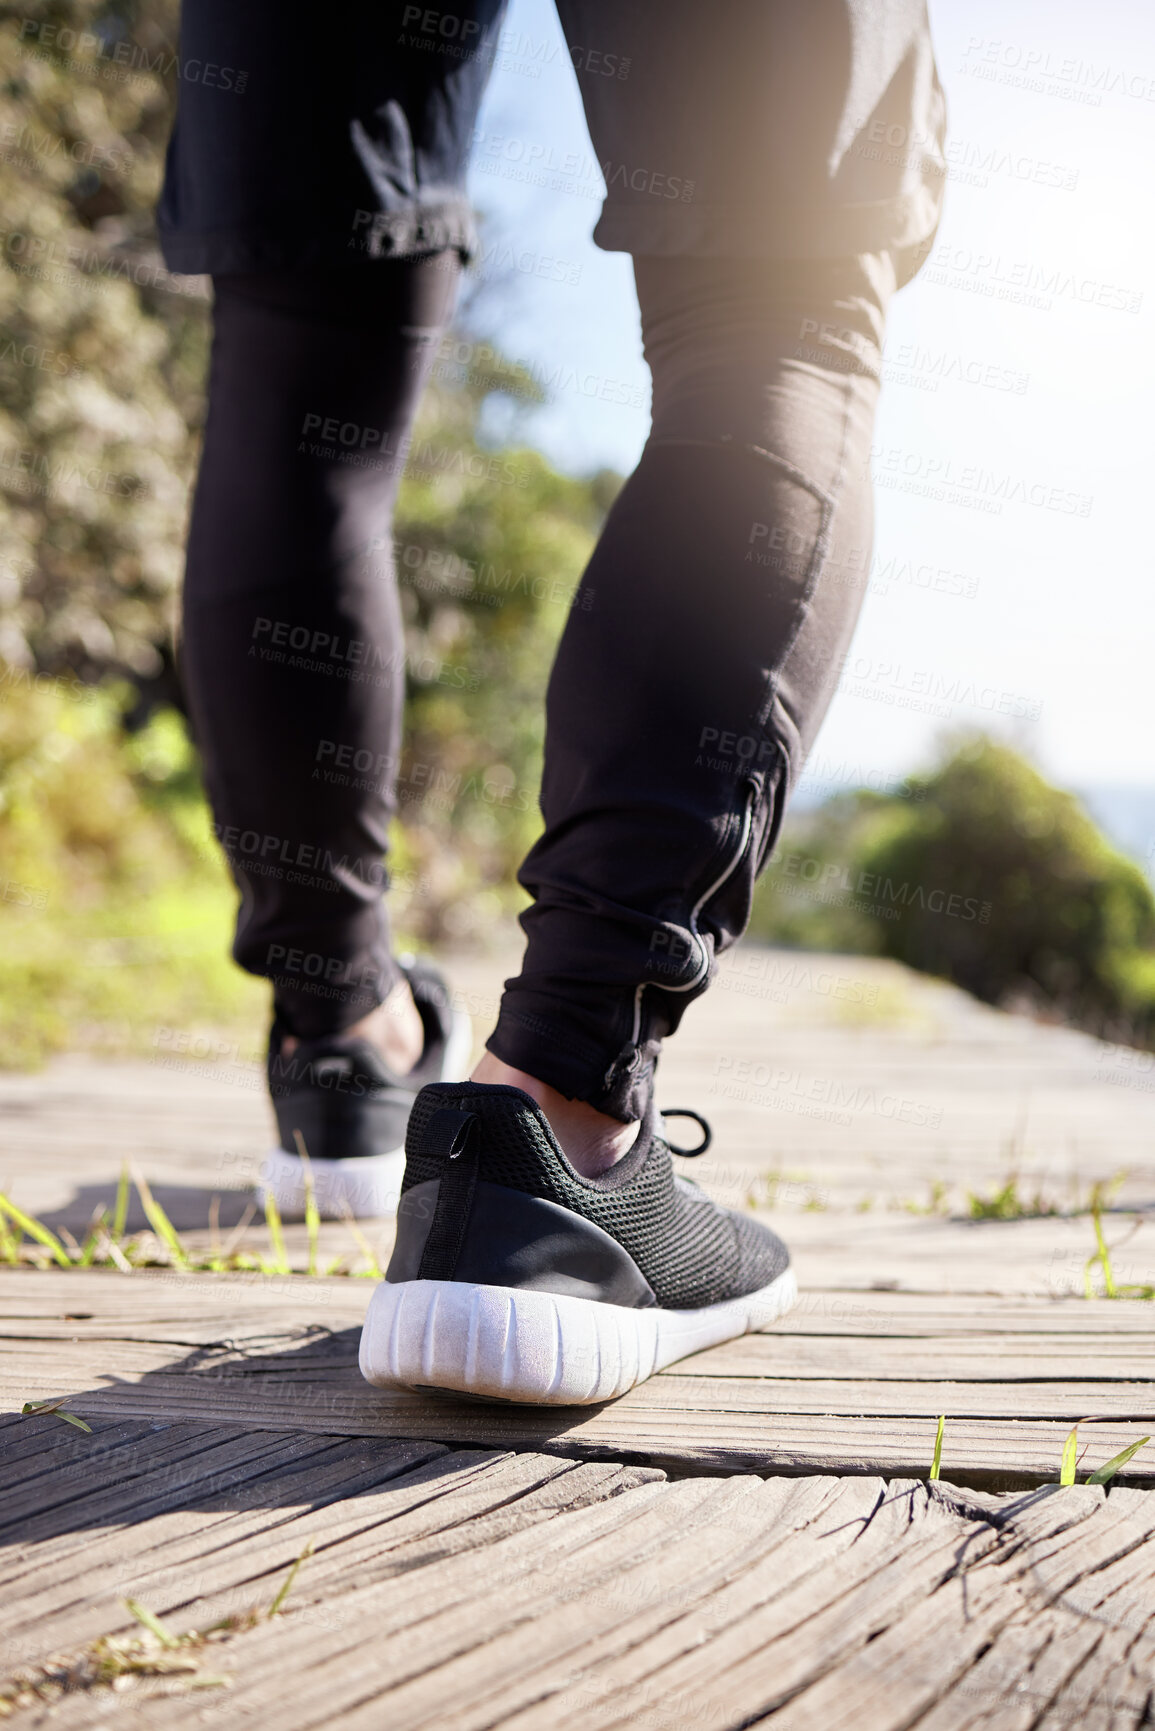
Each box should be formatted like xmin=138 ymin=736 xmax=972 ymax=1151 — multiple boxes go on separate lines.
xmin=463 ymin=0 xmax=1155 ymax=840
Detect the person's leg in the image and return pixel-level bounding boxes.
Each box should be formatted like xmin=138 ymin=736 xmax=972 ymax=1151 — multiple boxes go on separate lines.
xmin=471 ymin=0 xmax=947 ymax=1172
xmin=477 ymin=252 xmax=894 ymax=1164
xmin=181 ymin=259 xmax=460 ymax=1051
xmin=369 ymin=0 xmax=945 ymax=1404
xmin=158 ymin=1 xmax=508 ymax=1211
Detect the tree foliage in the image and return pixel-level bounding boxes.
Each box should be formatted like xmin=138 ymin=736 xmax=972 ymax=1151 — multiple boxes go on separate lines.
xmin=751 ymin=736 xmax=1155 ymax=1048
xmin=0 ymin=0 xmax=623 ymax=947
xmin=0 ymin=0 xmax=204 ymax=691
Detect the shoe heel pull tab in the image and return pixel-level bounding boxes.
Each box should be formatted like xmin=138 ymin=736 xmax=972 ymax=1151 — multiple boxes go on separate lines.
xmin=416 ymin=1109 xmax=480 ymax=1280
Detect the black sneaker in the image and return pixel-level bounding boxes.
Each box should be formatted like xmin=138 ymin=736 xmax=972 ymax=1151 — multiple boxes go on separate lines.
xmin=259 ymin=958 xmax=473 ymax=1220
xmin=359 ymin=1080 xmax=795 ymax=1405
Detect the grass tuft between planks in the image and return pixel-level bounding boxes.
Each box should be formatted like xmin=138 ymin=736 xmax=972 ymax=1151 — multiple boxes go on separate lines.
xmin=0 ymin=1166 xmax=382 ymax=1279
xmin=0 ymin=1544 xmax=314 ymax=1714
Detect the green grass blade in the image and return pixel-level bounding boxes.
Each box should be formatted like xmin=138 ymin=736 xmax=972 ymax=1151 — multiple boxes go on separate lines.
xmin=22 ymin=1397 xmax=93 ymax=1432
xmin=123 ymin=1598 xmax=180 ymax=1649
xmin=112 ymin=1162 xmax=130 ymax=1241
xmin=1060 ymin=1423 xmax=1080 ymax=1486
xmin=262 ymin=1189 xmax=291 ymax=1276
xmin=1083 ymin=1252 xmax=1098 ymax=1301
xmin=0 ymin=1193 xmax=72 ymax=1267
xmin=342 ymin=1213 xmax=382 ymax=1280
xmin=1087 ymin=1436 xmax=1150 ymax=1485
xmin=929 ymin=1413 xmax=945 ymax=1481
xmin=55 ymin=1408 xmax=93 ymax=1432
xmin=77 ymin=1210 xmax=109 ymax=1268
xmin=1091 ymin=1203 xmax=1117 ymax=1299
xmin=294 ymin=1131 xmax=320 ymax=1278
xmin=268 ymin=1540 xmax=314 ymax=1617
xmin=132 ymin=1168 xmax=191 ymax=1270
xmin=0 ymin=1209 xmax=19 ymax=1265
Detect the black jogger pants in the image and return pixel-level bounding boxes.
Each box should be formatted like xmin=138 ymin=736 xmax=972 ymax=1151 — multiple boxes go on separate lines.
xmin=182 ymin=249 xmax=894 ymax=1117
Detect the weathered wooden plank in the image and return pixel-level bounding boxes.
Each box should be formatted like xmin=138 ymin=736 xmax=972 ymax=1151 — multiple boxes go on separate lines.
xmin=356 ymin=1480 xmax=985 ymax=1731
xmin=99 ymin=1478 xmax=799 ymax=1731
xmin=11 ymin=1324 xmax=1155 ymax=1420
xmin=0 ymin=1429 xmax=351 ymax=1566
xmin=7 ymin=1418 xmax=1155 ymax=1731
xmin=5 ymin=1330 xmax=1153 ymax=1488
xmin=520 ymin=1484 xmax=1089 ymax=1731
xmin=910 ymin=1507 xmax=1155 ymax=1731
xmin=684 ymin=1335 xmax=1155 ymax=1377
xmin=0 ymin=1415 xmax=161 ymax=1488
xmin=8 ymin=1268 xmax=1155 ymax=1334
xmin=644 ymin=1373 xmax=1155 ymax=1419
xmin=768 ymin=1485 xmax=1155 ymax=1731
xmin=96 ymin=1476 xmax=721 ymax=1731
xmin=5 ymin=1447 xmax=650 ymax=1670
xmin=10 ymin=1315 xmax=1155 ymax=1387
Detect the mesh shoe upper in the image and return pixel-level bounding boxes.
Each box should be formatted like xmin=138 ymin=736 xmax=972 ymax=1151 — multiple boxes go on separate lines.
xmin=403 ymin=1081 xmax=789 ymax=1310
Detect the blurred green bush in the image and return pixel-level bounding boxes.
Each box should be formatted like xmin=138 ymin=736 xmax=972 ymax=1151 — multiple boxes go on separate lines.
xmin=0 ymin=674 xmax=264 ymax=1065
xmin=0 ymin=0 xmax=203 ymax=689
xmin=751 ymin=736 xmax=1155 ymax=1049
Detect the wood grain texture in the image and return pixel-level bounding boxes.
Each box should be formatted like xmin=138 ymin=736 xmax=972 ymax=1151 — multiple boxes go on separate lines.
xmin=4 ymin=1269 xmax=1153 ymax=1489
xmin=7 ymin=1423 xmax=1155 ymax=1731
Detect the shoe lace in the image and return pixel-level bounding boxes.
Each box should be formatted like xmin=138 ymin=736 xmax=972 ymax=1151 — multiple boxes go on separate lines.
xmin=660 ymin=1109 xmax=712 ymax=1157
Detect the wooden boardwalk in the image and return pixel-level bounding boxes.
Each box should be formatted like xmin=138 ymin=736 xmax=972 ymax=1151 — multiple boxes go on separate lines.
xmin=5 ymin=1268 xmax=1155 ymax=1489
xmin=7 ymin=1408 xmax=1155 ymax=1730
xmin=4 ymin=943 xmax=1155 ymax=1723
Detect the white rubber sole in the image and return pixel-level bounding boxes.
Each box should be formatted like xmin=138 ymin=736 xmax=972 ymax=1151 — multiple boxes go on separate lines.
xmin=259 ymin=1142 xmax=406 ymax=1220
xmin=433 ymin=1008 xmax=476 ymax=1087
xmin=259 ymin=1008 xmax=475 ymax=1220
xmin=358 ymin=1266 xmax=798 ymax=1405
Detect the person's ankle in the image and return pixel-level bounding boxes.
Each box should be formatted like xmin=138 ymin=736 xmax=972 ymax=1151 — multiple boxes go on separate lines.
xmin=280 ymin=976 xmax=425 ymax=1076
xmin=470 ymin=1051 xmax=638 ymax=1178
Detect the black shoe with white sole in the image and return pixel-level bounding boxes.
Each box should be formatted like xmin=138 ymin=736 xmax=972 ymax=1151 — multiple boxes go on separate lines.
xmin=259 ymin=957 xmax=473 ymax=1220
xmin=358 ymin=1079 xmax=795 ymax=1405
